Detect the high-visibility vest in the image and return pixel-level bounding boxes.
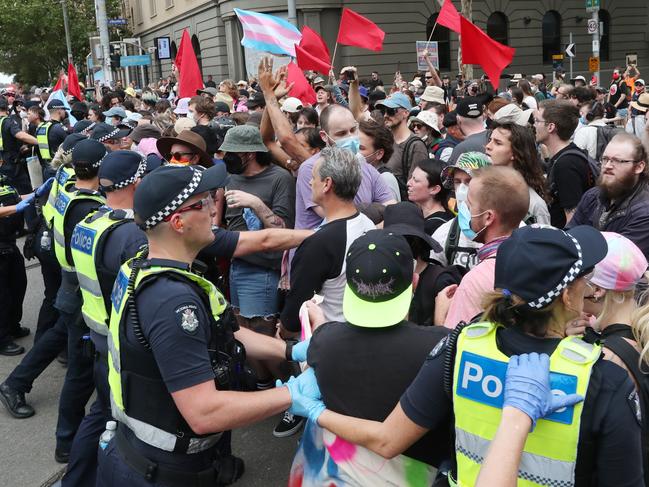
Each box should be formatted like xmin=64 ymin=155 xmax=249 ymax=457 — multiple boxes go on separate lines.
xmin=42 ymin=165 xmax=76 ymax=229
xmin=107 ymin=258 xmax=229 ymax=453
xmin=51 ymin=182 xmax=105 ymax=272
xmin=0 ymin=181 xmax=23 ymax=239
xmin=36 ymin=122 xmax=52 ymax=161
xmin=71 ymin=208 xmax=132 ymax=335
xmin=0 ymin=116 xmax=6 ymax=152
xmin=452 ymin=322 xmax=600 ymax=487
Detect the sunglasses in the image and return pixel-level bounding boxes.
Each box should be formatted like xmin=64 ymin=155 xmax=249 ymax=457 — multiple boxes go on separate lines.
xmin=411 ymin=123 xmax=425 ymax=130
xmin=170 ymin=151 xmax=196 ymax=162
xmin=380 ymin=106 xmax=399 ymax=117
xmin=162 ymin=197 xmax=210 ymax=221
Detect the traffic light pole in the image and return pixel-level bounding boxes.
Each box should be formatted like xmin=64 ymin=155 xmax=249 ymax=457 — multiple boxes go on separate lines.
xmin=592 ymin=10 xmax=600 ymax=86
xmin=95 ymin=0 xmax=113 ymax=85
xmin=61 ymin=0 xmax=73 ymax=64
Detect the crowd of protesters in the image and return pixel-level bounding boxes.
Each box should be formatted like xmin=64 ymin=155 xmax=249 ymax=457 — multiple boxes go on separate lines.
xmin=0 ymin=55 xmax=648 ymax=487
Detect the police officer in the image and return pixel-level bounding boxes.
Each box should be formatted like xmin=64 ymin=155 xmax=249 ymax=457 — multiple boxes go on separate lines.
xmin=0 ymin=96 xmax=37 ymax=193
xmin=37 ymin=99 xmax=69 ymax=178
xmin=0 ymin=140 xmax=105 ymax=465
xmin=290 ymin=225 xmax=645 ymax=486
xmin=97 ymin=164 xmax=311 ymax=487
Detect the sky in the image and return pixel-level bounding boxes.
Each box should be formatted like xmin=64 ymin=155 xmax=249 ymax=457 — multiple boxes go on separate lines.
xmin=0 ymin=73 xmax=14 ymax=84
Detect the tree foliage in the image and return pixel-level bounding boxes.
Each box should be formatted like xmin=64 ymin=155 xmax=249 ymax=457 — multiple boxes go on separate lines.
xmin=0 ymin=0 xmax=126 ymax=86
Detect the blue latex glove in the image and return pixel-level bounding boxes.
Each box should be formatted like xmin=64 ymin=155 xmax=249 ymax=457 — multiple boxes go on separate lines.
xmin=242 ymin=208 xmax=262 ymax=231
xmin=292 ymin=338 xmax=310 ymax=362
xmin=15 ymin=194 xmax=35 ymax=213
xmin=279 ymin=368 xmax=325 ymax=422
xmin=35 ymin=177 xmax=54 ymax=198
xmin=504 ymin=353 xmax=584 ymax=430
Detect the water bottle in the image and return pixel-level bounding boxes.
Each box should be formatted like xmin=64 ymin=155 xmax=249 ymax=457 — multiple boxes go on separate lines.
xmin=40 ymin=230 xmax=51 ymax=251
xmin=99 ymin=420 xmax=117 ymax=450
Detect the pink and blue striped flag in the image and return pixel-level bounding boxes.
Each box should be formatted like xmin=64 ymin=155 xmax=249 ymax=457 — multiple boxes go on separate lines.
xmin=234 ymin=8 xmax=302 ymax=57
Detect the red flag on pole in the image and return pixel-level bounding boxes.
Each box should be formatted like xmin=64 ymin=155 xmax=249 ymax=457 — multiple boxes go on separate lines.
xmin=175 ymin=30 xmax=186 ymax=70
xmin=287 ymin=62 xmax=316 ymax=105
xmin=176 ymin=29 xmax=204 ymax=98
xmin=53 ymin=69 xmax=66 ymax=92
xmin=296 ymin=27 xmax=331 ymax=75
xmin=67 ymin=63 xmax=82 ymax=101
xmin=336 ymin=8 xmax=385 ymax=52
xmin=460 ymin=16 xmax=515 ymax=90
xmin=437 ymin=0 xmax=462 ymax=34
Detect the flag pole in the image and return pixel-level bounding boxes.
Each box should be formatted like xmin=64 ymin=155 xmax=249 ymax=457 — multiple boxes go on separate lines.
xmin=331 ymin=42 xmax=339 ymax=76
xmin=427 ymin=22 xmax=438 ymax=43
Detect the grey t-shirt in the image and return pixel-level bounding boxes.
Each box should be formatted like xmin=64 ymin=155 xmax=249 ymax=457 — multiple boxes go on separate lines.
xmin=386 ymin=134 xmax=429 ymax=179
xmin=447 ymin=131 xmax=490 ymax=165
xmin=225 ymin=164 xmax=295 ymax=269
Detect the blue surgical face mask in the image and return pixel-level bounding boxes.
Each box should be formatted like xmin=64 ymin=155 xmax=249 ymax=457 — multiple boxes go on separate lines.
xmin=331 ymin=134 xmax=360 ymax=155
xmin=579 ymin=116 xmax=587 ymax=125
xmin=457 ymin=201 xmax=487 ymax=241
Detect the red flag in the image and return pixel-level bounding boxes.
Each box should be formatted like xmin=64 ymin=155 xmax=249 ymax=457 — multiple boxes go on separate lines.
xmin=287 ymin=62 xmax=316 ymax=105
xmin=437 ymin=0 xmax=461 ymax=34
xmin=336 ymin=8 xmax=385 ymax=52
xmin=175 ymin=30 xmax=186 ymax=70
xmin=460 ymin=16 xmax=515 ymax=90
xmin=176 ymin=29 xmax=204 ymax=98
xmin=67 ymin=63 xmax=82 ymax=101
xmin=53 ymin=70 xmax=66 ymax=91
xmin=296 ymin=27 xmax=331 ymax=75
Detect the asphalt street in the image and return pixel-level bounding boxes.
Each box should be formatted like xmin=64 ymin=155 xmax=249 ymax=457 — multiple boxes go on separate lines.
xmin=0 ymin=249 xmax=297 ymax=487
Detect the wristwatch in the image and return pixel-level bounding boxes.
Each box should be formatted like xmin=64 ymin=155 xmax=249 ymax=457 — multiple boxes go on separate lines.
xmin=285 ymin=339 xmax=298 ymax=361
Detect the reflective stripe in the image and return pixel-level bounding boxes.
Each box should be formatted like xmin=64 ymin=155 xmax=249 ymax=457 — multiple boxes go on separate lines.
xmin=107 ymin=330 xmax=120 ymax=374
xmin=0 ymin=117 xmax=5 ymax=151
xmin=83 ymin=311 xmax=108 ymax=336
xmin=36 ymin=122 xmax=52 ymax=160
xmin=77 ymin=272 xmax=102 ymax=298
xmin=456 ymin=428 xmax=575 ymax=487
xmin=52 ymin=226 xmax=73 ymax=271
xmin=110 ymin=394 xmax=222 ymax=453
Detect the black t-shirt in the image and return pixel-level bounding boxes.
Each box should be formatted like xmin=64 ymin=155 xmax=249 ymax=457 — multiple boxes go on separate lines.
xmin=609 ymin=80 xmax=629 ymax=109
xmin=308 ymin=320 xmax=451 ymax=466
xmin=424 ymin=210 xmax=453 ymax=235
xmin=0 ymin=115 xmax=22 ymax=164
xmin=409 ymin=264 xmax=461 ymax=326
xmin=548 ymin=143 xmax=591 ymax=228
xmin=48 ymin=121 xmax=68 ymax=154
xmin=400 ymin=326 xmax=644 ymax=485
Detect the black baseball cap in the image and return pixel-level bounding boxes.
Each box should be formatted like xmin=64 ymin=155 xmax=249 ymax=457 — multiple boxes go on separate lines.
xmin=383 ymin=202 xmax=442 ymax=252
xmin=71 ymin=139 xmax=108 ymax=169
xmin=99 ymin=150 xmax=146 ymax=192
xmin=443 ymin=110 xmax=458 ymax=127
xmin=246 ymin=92 xmax=266 ymax=109
xmin=134 ymin=164 xmax=229 ymax=230
xmin=47 ymin=99 xmax=70 ymax=111
xmin=343 ymin=229 xmax=414 ymax=328
xmin=456 ymin=96 xmax=484 ymax=118
xmin=214 ymin=101 xmax=230 ymax=114
xmin=495 ymin=225 xmax=608 ymax=309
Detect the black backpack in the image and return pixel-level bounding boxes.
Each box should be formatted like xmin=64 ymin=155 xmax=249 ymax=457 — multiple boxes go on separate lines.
xmin=559 ymin=148 xmax=601 ymax=187
xmin=443 ymin=218 xmax=477 ymax=276
xmin=393 ymin=136 xmax=428 ymax=201
xmin=595 ymin=125 xmax=624 ymax=162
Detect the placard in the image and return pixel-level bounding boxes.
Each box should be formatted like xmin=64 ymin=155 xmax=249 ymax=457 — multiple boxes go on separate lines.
xmin=156 ymin=37 xmax=171 ymax=60
xmin=416 ymin=41 xmax=439 ymax=71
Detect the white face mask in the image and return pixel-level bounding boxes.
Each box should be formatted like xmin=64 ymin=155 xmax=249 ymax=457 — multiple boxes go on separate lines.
xmin=19 ymin=111 xmax=27 ymax=119
xmin=456 ymin=183 xmax=469 ymax=202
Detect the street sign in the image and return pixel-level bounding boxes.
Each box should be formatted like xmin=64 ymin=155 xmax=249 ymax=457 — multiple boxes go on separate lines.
xmin=416 ymin=41 xmax=439 ymax=70
xmin=589 ymin=56 xmax=600 ymax=72
xmin=585 ymin=0 xmax=600 ymax=13
xmin=592 ymin=39 xmax=600 ymax=52
xmin=552 ymin=54 xmax=564 ymax=71
xmin=565 ymin=43 xmax=576 ymax=58
xmin=108 ymin=18 xmax=127 ymax=26
xmin=119 ymin=54 xmax=151 ymax=67
xmin=587 ymin=19 xmax=598 ymax=34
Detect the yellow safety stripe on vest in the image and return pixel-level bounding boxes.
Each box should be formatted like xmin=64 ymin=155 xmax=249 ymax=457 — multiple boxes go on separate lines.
xmin=107 ymin=260 xmax=228 ymax=453
xmin=452 ymin=322 xmax=600 ymax=487
xmin=0 ymin=116 xmax=6 ymax=151
xmin=36 ymin=122 xmax=52 ymax=160
xmin=43 ymin=166 xmax=75 ymax=229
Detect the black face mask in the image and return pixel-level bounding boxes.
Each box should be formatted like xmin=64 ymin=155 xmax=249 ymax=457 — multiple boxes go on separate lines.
xmin=224 ymin=153 xmax=245 ymax=175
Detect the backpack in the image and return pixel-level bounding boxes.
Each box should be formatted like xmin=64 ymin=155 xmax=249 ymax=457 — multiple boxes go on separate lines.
xmin=595 ymin=125 xmax=623 ymax=162
xmin=443 ymin=218 xmax=477 ymax=276
xmin=559 ymin=148 xmax=601 ymax=187
xmin=394 ymin=136 xmax=428 ymax=201
xmin=603 ymin=335 xmax=649 ymax=486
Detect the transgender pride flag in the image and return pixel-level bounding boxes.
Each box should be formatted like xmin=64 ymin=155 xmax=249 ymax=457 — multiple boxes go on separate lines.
xmin=234 ymin=8 xmax=302 ymax=57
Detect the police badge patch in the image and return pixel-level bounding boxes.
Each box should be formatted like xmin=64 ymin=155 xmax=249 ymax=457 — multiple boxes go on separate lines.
xmin=175 ymin=303 xmax=199 ymax=334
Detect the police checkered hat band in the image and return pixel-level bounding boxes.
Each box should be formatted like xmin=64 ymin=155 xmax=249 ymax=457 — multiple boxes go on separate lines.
xmin=80 ymin=122 xmax=96 ymax=136
xmin=107 ymin=156 xmax=147 ymax=191
xmin=526 ymin=234 xmax=583 ymax=309
xmin=91 ymin=151 xmax=108 ymax=169
xmin=97 ymin=127 xmax=120 ymax=142
xmin=143 ymin=167 xmax=203 ymax=230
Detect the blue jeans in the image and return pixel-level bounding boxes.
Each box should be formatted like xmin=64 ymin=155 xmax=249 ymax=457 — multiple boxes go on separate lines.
xmin=229 ymin=259 xmax=280 ymax=320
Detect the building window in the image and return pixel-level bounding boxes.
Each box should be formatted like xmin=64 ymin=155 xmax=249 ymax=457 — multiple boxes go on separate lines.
xmin=487 ymin=12 xmax=508 ymax=45
xmin=165 ymin=0 xmax=174 ymax=9
xmin=598 ymin=9 xmax=610 ymax=62
xmin=150 ymin=0 xmax=157 ymax=17
xmin=426 ymin=13 xmax=451 ymax=71
xmin=192 ymin=35 xmax=203 ymax=76
xmin=133 ymin=1 xmax=143 ymax=25
xmin=542 ymin=10 xmax=561 ymax=64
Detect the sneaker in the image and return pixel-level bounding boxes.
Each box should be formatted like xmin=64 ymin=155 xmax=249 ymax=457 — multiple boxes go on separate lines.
xmin=272 ymin=411 xmax=305 ymax=438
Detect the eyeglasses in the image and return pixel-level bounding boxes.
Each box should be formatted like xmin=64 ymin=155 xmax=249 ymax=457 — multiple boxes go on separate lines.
xmin=380 ymin=106 xmax=399 ymax=117
xmin=583 ymin=281 xmax=599 ymax=302
xmin=534 ymin=119 xmax=550 ymax=125
xmin=425 ymin=76 xmax=433 ymax=80
xmin=162 ymin=197 xmax=210 ymax=221
xmin=601 ymin=156 xmax=638 ymax=166
xmin=170 ymin=151 xmax=196 ymax=162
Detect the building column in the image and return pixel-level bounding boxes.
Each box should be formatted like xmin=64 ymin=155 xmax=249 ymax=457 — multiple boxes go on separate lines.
xmin=223 ymin=15 xmax=245 ymax=80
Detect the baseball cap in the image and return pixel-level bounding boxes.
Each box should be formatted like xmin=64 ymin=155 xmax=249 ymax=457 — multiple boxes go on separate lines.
xmin=383 ymin=202 xmax=442 ymax=252
xmin=443 ymin=110 xmax=458 ymax=127
xmin=420 ymin=86 xmax=445 ymax=104
xmin=134 ymin=164 xmax=229 ymax=230
xmin=635 ymin=79 xmax=645 ymax=86
xmin=246 ymin=92 xmax=266 ymax=109
xmin=218 ymin=125 xmax=268 ymax=153
xmin=214 ymin=101 xmax=230 ymax=114
xmin=495 ymin=225 xmax=608 ymax=309
xmin=408 ymin=111 xmax=441 ymax=136
xmin=493 ymin=103 xmax=533 ymax=127
xmin=377 ymin=92 xmax=412 ymax=111
xmin=103 ymin=106 xmax=127 ymax=119
xmin=343 ymin=229 xmax=414 ymax=328
xmin=456 ymin=96 xmax=484 ymax=118
xmin=571 ymin=75 xmax=587 ymax=83
xmin=197 ymin=87 xmax=218 ymax=97
xmin=441 ymin=152 xmax=492 ymax=188
xmin=47 ymin=99 xmax=70 ymax=111
xmin=71 ymin=139 xmax=108 ymax=169
xmin=99 ymin=150 xmax=147 ymax=191
xmin=313 ymin=76 xmax=326 ymax=86
xmin=359 ymin=86 xmax=369 ymax=99
xmin=590 ymin=232 xmax=648 ymax=292
xmin=174 ymin=97 xmax=191 ymax=115
xmin=281 ymin=97 xmax=303 ymax=113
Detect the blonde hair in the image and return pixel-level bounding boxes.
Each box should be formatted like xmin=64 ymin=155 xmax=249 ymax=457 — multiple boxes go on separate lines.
xmin=50 ymin=146 xmax=72 ymax=170
xmin=630 ymin=273 xmax=649 ymax=368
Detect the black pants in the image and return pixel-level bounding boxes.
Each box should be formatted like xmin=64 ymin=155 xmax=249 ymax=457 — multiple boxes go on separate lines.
xmin=0 ymin=243 xmax=27 ymax=346
xmin=32 ymin=225 xmax=61 ymax=342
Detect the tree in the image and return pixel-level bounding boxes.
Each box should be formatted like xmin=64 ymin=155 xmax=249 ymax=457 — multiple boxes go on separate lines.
xmin=0 ymin=0 xmax=126 ymax=86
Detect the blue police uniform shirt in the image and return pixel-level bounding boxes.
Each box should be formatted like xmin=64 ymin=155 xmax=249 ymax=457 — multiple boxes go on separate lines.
xmin=399 ymin=326 xmax=644 ymax=484
xmin=48 ymin=121 xmax=68 ymax=154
